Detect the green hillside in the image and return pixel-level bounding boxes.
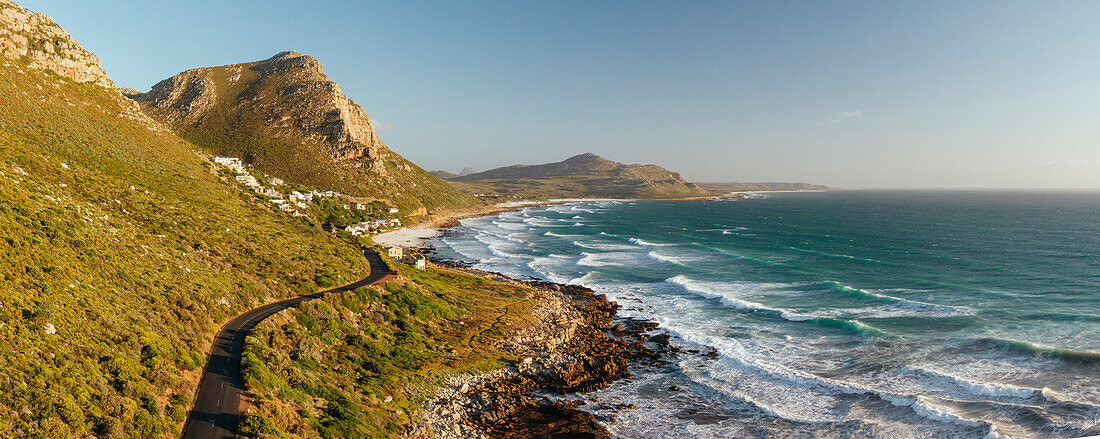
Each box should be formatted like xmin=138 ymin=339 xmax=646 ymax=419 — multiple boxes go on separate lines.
xmin=0 ymin=49 xmax=372 ymax=437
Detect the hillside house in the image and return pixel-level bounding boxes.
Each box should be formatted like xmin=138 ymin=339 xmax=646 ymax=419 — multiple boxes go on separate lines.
xmin=387 ymin=208 xmax=400 ymax=214
xmin=386 ymin=246 xmax=403 ymax=259
xmin=289 ymin=191 xmax=308 ymax=202
xmin=411 ymin=254 xmax=427 ymax=270
xmin=255 ymin=187 xmax=280 ymax=197
xmin=269 ymin=177 xmax=284 ymax=186
xmin=214 ymin=156 xmax=247 ymax=173
xmin=345 ymin=222 xmax=370 ymax=236
xmin=352 ymin=203 xmax=369 ymax=210
xmin=235 ymin=175 xmax=259 ymax=187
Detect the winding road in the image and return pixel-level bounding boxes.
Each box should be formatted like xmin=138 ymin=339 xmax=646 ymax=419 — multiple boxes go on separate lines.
xmin=180 ymin=249 xmax=394 ymax=439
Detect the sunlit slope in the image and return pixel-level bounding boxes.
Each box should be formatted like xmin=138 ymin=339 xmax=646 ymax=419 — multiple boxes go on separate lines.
xmin=0 ymin=53 xmax=369 ymax=437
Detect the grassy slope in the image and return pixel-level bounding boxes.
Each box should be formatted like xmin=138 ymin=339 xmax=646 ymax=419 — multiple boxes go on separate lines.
xmin=140 ymin=62 xmax=478 ymax=212
xmin=0 ymin=59 xmax=371 ymax=438
xmin=239 ymin=263 xmax=538 ymax=438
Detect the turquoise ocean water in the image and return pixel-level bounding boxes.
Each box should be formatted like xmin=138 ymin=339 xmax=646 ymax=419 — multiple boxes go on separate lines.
xmin=431 ymin=191 xmax=1100 ymax=438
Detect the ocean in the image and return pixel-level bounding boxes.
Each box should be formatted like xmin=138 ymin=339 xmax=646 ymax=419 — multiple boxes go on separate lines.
xmin=429 ymin=191 xmax=1100 ymax=438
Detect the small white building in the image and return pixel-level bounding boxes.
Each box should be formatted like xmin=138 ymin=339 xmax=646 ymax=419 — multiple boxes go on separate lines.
xmin=255 ymin=187 xmax=280 ymax=197
xmin=269 ymin=177 xmax=284 ymax=186
xmin=276 ymin=203 xmax=294 ymax=212
xmin=235 ymin=175 xmax=259 ymax=187
xmin=386 ymin=246 xmax=403 ymax=259
xmin=352 ymin=203 xmax=369 ymax=210
xmin=387 ymin=208 xmax=399 ymax=214
xmin=289 ymin=191 xmax=308 ymax=202
xmin=214 ymin=156 xmax=247 ymax=173
xmin=411 ymin=254 xmax=427 ymax=270
xmin=345 ymin=223 xmax=369 ymax=236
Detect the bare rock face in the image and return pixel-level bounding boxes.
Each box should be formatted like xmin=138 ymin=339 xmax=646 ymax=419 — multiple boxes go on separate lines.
xmin=0 ymin=0 xmax=114 ymax=87
xmin=133 ymin=51 xmax=388 ymax=168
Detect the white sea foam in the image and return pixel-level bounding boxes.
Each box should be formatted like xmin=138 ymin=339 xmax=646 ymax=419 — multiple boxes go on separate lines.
xmin=492 ymin=220 xmax=527 ymax=230
xmin=647 ymin=251 xmax=686 ymax=264
xmin=630 ymin=237 xmax=674 ymax=246
xmin=574 ymin=241 xmax=637 ymax=251
xmin=543 ymin=231 xmax=583 ymax=238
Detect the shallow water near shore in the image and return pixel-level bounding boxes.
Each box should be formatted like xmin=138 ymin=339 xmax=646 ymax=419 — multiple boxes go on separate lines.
xmin=429 ymin=191 xmax=1100 ymax=438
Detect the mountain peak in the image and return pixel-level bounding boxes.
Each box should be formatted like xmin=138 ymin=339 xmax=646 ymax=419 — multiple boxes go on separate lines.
xmin=257 ymin=50 xmax=323 ymax=74
xmin=451 ymin=154 xmax=708 ymax=199
xmin=129 ymin=52 xmax=477 ymax=209
xmin=563 ymin=152 xmax=606 ymax=163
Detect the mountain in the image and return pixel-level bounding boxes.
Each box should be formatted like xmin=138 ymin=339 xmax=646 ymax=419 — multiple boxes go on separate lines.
xmin=459 ymin=167 xmax=477 ymax=176
xmin=1 ymin=2 xmax=372 ymax=435
xmin=448 ymin=153 xmax=711 ymax=199
xmin=697 ymin=182 xmax=829 ymax=192
xmin=127 ymin=51 xmax=477 ymax=211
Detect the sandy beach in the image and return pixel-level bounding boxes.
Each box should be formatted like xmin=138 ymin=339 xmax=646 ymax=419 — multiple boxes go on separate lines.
xmin=371 ymin=226 xmax=445 ymax=248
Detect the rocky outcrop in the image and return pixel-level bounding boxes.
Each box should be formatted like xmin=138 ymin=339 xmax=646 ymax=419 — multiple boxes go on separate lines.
xmin=0 ymin=0 xmax=114 ymax=87
xmin=412 ymin=263 xmax=668 ymax=439
xmin=126 ymin=50 xmax=478 ymax=209
xmin=132 ymin=51 xmax=388 ymax=166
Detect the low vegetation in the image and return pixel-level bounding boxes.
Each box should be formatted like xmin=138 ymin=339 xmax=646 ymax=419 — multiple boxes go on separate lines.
xmin=238 ymin=262 xmax=539 ymax=438
xmin=0 ymin=58 xmax=370 ymax=437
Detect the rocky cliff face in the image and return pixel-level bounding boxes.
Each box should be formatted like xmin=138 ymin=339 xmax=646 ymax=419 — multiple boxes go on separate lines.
xmin=0 ymin=0 xmax=114 ymax=87
xmin=130 ymin=51 xmax=477 ymax=209
xmin=134 ymin=51 xmax=388 ymax=169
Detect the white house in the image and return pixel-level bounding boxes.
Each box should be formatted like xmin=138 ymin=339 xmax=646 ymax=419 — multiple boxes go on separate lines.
xmin=269 ymin=177 xmax=284 ymax=186
xmin=387 ymin=208 xmax=399 ymax=214
xmin=345 ymin=223 xmax=370 ymax=236
xmin=214 ymin=156 xmax=247 ymax=173
xmin=235 ymin=175 xmax=259 ymax=187
xmin=255 ymin=187 xmax=280 ymax=197
xmin=289 ymin=191 xmax=308 ymax=202
xmin=386 ymin=246 xmax=403 ymax=259
xmin=411 ymin=254 xmax=427 ymax=270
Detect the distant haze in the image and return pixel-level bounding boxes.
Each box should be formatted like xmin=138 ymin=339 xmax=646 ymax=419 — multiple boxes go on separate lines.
xmin=22 ymin=0 xmax=1100 ymax=189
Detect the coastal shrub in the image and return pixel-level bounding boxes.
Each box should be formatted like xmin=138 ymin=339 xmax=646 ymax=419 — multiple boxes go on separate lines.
xmin=0 ymin=53 xmax=371 ymax=436
xmin=240 ymin=265 xmax=542 ymax=437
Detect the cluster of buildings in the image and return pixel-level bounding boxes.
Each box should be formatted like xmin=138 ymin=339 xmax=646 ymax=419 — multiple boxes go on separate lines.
xmin=345 ymin=218 xmax=401 ymax=236
xmin=214 ymin=155 xmax=405 ymax=227
xmin=216 ymin=156 xmax=305 ymax=215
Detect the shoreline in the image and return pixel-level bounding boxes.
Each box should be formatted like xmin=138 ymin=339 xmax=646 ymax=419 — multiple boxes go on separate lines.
xmin=378 ymin=202 xmax=672 ymax=438
xmin=408 ymin=260 xmax=669 ymax=439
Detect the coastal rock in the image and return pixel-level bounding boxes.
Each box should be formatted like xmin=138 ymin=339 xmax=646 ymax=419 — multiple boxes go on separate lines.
xmin=0 ymin=0 xmax=114 ymax=87
xmin=414 ymin=269 xmax=661 ymax=439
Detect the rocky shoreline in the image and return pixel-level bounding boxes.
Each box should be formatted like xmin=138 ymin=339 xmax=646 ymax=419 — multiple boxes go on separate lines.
xmin=408 ymin=260 xmax=672 ymax=439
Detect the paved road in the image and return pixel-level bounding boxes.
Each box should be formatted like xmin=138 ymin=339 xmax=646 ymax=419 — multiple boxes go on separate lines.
xmin=181 ymin=249 xmax=394 ymax=439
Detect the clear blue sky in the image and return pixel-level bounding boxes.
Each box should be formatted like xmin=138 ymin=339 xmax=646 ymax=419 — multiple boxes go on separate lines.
xmin=21 ymin=0 xmax=1100 ymax=188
